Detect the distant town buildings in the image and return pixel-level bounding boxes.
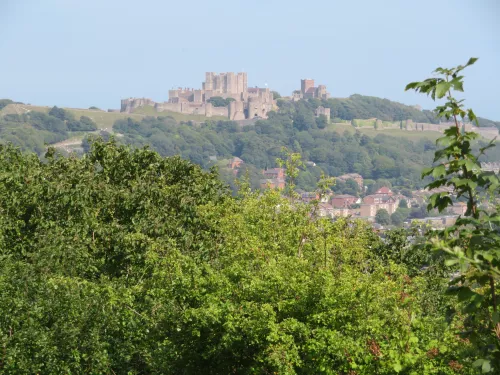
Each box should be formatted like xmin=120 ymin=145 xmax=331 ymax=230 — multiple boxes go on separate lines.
xmin=260 ymin=168 xmax=286 ymax=190
xmin=482 ymin=162 xmax=500 ymax=174
xmin=331 ymin=194 xmax=358 ymax=208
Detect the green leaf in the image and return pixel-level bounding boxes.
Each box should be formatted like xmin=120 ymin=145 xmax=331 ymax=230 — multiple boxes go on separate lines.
xmin=492 ymin=311 xmax=500 ymax=325
xmin=465 ymin=57 xmax=479 ymax=67
xmin=445 ymin=258 xmax=459 ymax=266
xmin=473 ymin=359 xmax=485 ymax=368
xmin=482 ymin=360 xmax=491 ymax=373
xmin=405 ymin=82 xmax=420 ymax=91
xmin=450 ymin=77 xmax=464 ymax=92
xmin=432 ymin=164 xmax=446 ymax=178
xmin=435 ymin=82 xmax=451 ymax=99
xmin=393 ymin=361 xmax=402 ymax=373
xmin=457 ymin=287 xmax=476 ymax=302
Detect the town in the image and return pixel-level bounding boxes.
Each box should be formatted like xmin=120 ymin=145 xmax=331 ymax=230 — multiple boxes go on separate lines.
xmin=225 ymin=156 xmax=485 ymax=231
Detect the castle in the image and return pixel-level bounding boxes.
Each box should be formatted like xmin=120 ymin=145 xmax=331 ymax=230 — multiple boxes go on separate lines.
xmin=292 ymin=78 xmax=330 ymax=101
xmin=120 ymin=72 xmax=275 ymax=120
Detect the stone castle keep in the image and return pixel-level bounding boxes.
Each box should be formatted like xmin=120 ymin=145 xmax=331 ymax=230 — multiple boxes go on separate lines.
xmin=121 ymin=72 xmax=275 ymax=120
xmin=292 ymin=78 xmax=330 ymax=101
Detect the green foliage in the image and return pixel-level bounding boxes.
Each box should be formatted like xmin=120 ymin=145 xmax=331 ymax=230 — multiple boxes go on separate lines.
xmin=408 ymin=57 xmax=500 ymax=372
xmin=49 ymin=105 xmax=74 ymax=121
xmin=109 ymin=107 xmax=467 ymax=191
xmin=315 ymin=114 xmax=328 ymax=129
xmin=399 ymin=199 xmax=409 ymax=209
xmin=390 ymin=210 xmax=406 ymax=227
xmin=324 ymin=94 xmax=441 ymax=123
xmin=375 ymin=209 xmax=391 ymax=225
xmin=0 ymin=99 xmax=16 ymax=110
xmin=0 ymin=110 xmax=73 ymax=154
xmin=276 ymin=146 xmax=304 ymax=199
xmin=0 ymin=141 xmax=476 ymax=373
xmin=207 ymin=96 xmax=234 ymax=107
xmin=68 ymin=115 xmax=98 ymax=131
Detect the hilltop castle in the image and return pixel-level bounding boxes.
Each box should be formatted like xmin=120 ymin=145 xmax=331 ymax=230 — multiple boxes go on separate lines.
xmin=121 ymin=72 xmax=275 ymax=120
xmin=292 ymin=78 xmax=330 ymax=101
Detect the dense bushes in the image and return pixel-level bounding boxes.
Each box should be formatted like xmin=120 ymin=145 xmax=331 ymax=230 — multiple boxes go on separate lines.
xmin=0 ymin=140 xmax=477 ymax=373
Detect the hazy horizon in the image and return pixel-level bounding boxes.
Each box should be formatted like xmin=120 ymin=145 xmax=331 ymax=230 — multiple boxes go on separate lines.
xmin=1 ymin=0 xmax=499 ymax=120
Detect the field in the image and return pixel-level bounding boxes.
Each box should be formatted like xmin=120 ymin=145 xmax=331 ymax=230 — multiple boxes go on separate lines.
xmin=359 ymin=128 xmax=441 ymax=141
xmin=325 ymin=121 xmax=441 ymax=141
xmin=132 ymin=105 xmax=227 ymax=122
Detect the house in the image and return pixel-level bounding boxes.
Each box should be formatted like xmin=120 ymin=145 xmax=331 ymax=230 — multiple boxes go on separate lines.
xmin=260 ymin=168 xmax=286 ymax=190
xmin=360 ymin=196 xmax=399 ymax=217
xmin=301 ymin=192 xmax=320 ymax=203
xmin=331 ymin=194 xmax=358 ymax=208
xmin=363 ymin=194 xmax=398 ymax=206
xmin=332 ymin=207 xmax=352 ymax=217
xmin=263 ymin=168 xmax=285 ymax=180
xmin=260 ymin=178 xmax=285 ymax=190
xmin=374 ymin=186 xmax=393 ymax=196
xmin=317 ymin=203 xmax=335 ymax=218
xmin=228 ymin=156 xmax=243 ymax=170
xmin=411 ymin=215 xmax=458 ymax=229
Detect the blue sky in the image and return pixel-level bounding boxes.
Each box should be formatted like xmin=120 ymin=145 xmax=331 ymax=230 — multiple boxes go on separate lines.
xmin=1 ymin=0 xmax=499 ymax=119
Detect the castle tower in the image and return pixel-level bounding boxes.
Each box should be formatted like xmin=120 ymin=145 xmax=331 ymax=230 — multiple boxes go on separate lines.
xmin=229 ymin=101 xmax=245 ymax=120
xmin=301 ymin=79 xmax=315 ymax=94
xmin=247 ymin=96 xmax=263 ymax=119
xmin=205 ymin=72 xmax=214 ymax=91
xmin=214 ymin=74 xmax=222 ymax=93
xmin=226 ymin=72 xmax=236 ymax=94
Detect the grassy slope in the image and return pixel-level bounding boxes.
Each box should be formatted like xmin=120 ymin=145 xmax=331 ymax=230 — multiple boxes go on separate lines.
xmin=326 ymin=122 xmax=441 ymax=141
xmin=132 ymin=105 xmax=227 ymax=122
xmin=1 ymin=104 xmax=226 ymax=130
xmin=2 ymin=104 xmax=443 ymax=150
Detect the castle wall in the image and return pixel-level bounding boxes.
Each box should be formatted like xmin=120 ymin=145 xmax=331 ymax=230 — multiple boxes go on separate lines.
xmin=121 ymin=98 xmax=156 ymax=113
xmin=155 ymin=102 xmax=182 ymax=113
xmin=229 ymin=101 xmax=245 ymax=121
xmin=208 ymin=106 xmax=228 ymax=117
xmin=193 ymin=90 xmax=203 ymax=103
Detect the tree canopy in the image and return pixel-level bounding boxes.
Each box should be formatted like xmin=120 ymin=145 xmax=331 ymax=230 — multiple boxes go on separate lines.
xmin=0 ymin=140 xmax=477 ymax=373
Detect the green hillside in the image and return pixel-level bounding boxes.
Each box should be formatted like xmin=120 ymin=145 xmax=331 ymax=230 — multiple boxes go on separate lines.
xmin=0 ymin=96 xmax=497 ymax=192
xmin=1 ymin=103 xmax=226 ymax=130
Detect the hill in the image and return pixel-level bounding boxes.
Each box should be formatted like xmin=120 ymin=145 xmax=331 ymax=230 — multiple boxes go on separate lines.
xmin=322 ymin=94 xmax=440 ymax=123
xmin=0 ymin=103 xmax=223 ymax=129
xmin=1 ymin=96 xmax=499 ymax=192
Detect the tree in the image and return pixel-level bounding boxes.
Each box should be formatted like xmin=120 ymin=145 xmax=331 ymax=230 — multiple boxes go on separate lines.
xmin=49 ymin=106 xmax=73 ymax=121
xmin=315 ymin=114 xmax=328 ymax=129
xmin=390 ymin=210 xmax=405 ymax=226
xmin=207 ymin=96 xmax=227 ymax=107
xmin=399 ymin=199 xmax=408 ymax=209
xmin=271 ymin=91 xmax=281 ymax=100
xmin=407 ymin=57 xmax=500 ymax=372
xmin=207 ymin=96 xmax=234 ymax=107
xmin=0 ymin=99 xmax=14 ymax=110
xmin=375 ymin=209 xmax=391 ymax=225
